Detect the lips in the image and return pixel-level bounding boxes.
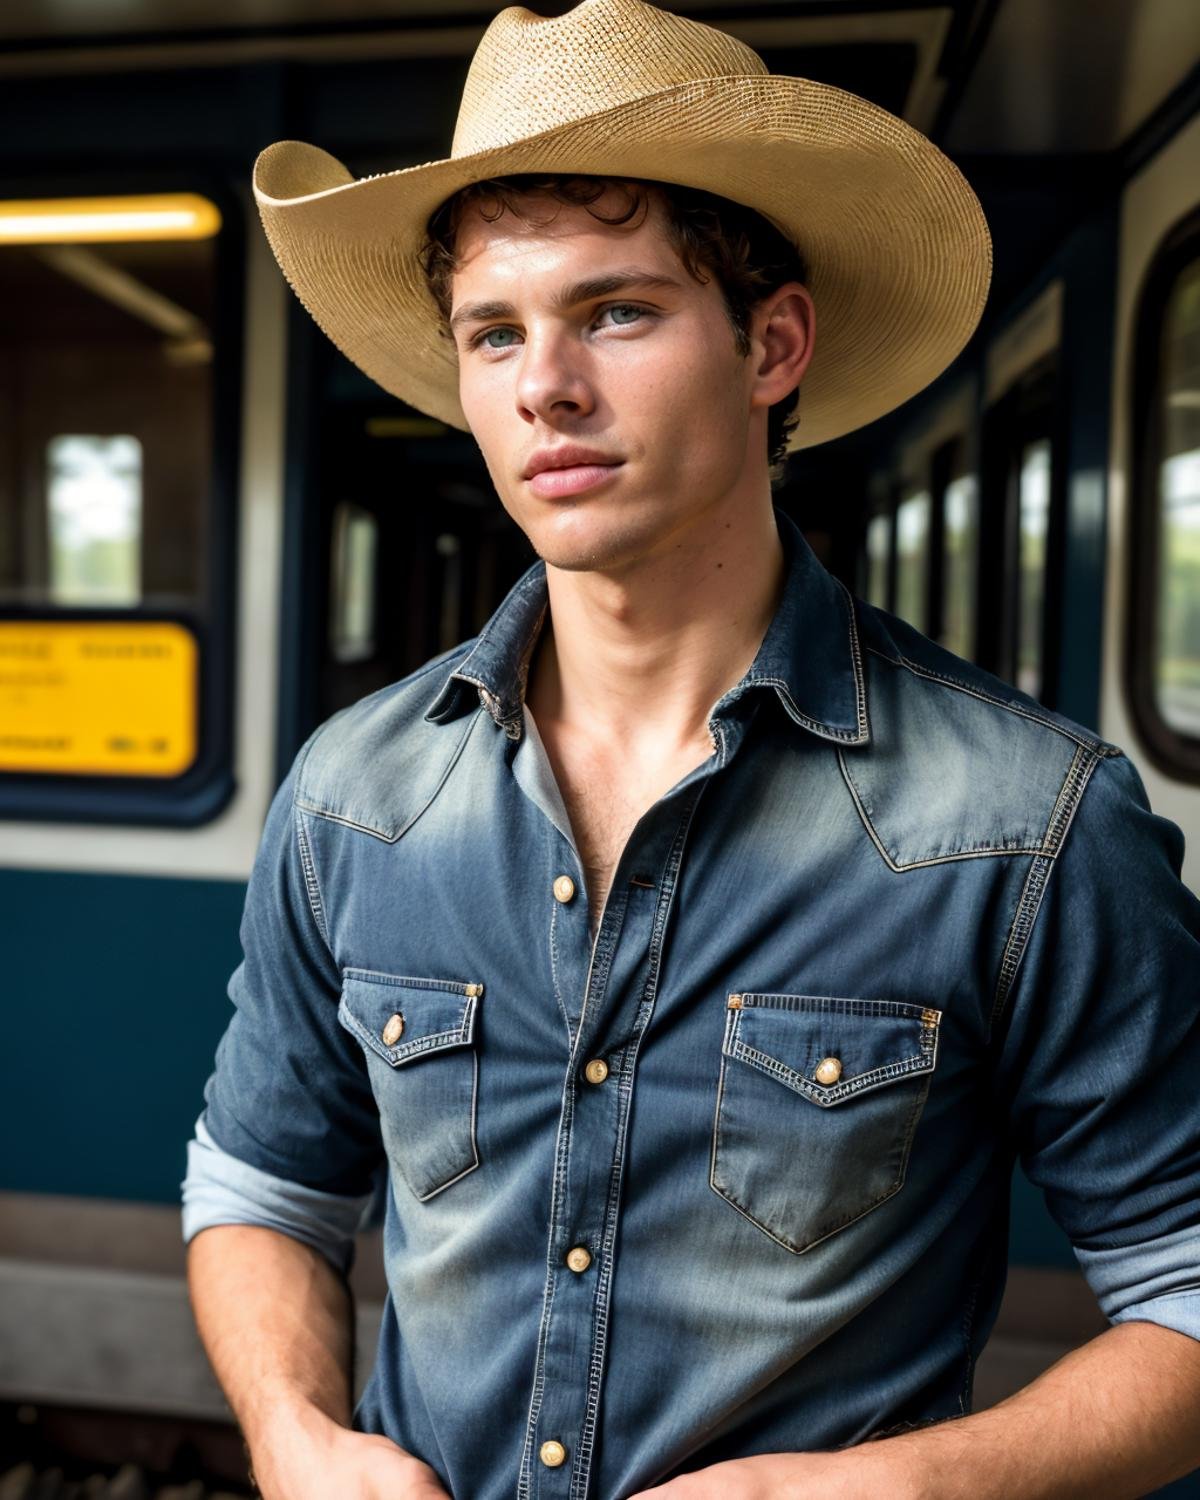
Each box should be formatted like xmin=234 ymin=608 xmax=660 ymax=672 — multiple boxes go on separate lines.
xmin=522 ymin=445 xmax=624 ymax=500
xmin=527 ymin=464 xmax=621 ymax=499
xmin=522 ymin=445 xmax=622 ymax=480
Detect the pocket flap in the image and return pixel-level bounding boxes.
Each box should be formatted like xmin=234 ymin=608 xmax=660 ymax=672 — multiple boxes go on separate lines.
xmin=339 ymin=969 xmax=483 ymax=1067
xmin=724 ymin=993 xmax=939 ymax=1107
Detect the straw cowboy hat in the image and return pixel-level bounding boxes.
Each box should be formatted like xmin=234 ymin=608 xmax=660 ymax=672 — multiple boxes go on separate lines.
xmin=253 ymin=0 xmax=991 ymax=450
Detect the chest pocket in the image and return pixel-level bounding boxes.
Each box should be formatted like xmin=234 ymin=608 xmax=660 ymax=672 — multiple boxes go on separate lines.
xmin=339 ymin=969 xmax=483 ymax=1201
xmin=709 ymin=993 xmax=940 ymax=1254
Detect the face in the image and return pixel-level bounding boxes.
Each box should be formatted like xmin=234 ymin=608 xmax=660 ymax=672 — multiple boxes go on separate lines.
xmin=448 ymin=187 xmax=793 ymax=575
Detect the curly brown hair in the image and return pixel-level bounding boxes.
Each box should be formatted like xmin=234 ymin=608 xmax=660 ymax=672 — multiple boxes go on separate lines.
xmin=421 ymin=175 xmax=809 ymax=470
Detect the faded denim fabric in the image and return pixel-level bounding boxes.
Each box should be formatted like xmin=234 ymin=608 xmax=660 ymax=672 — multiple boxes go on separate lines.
xmin=182 ymin=511 xmax=1200 ymax=1500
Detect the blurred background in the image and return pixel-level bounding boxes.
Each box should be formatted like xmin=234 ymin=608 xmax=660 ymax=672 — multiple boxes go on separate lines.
xmin=1 ymin=0 xmax=1199 ymax=1494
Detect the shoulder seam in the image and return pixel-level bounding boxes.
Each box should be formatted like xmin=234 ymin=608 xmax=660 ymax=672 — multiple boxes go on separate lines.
xmin=295 ymin=807 xmax=333 ymax=952
xmin=988 ymin=744 xmax=1106 ymax=1038
xmin=287 ymin=727 xmax=335 ymax=952
xmin=864 ymin=643 xmax=1117 ymax=757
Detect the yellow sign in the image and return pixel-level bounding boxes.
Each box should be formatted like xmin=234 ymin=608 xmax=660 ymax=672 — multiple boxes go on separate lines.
xmin=0 ymin=621 xmax=198 ymax=777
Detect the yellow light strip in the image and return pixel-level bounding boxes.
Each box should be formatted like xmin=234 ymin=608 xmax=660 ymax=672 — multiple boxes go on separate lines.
xmin=0 ymin=193 xmax=222 ymax=244
xmin=366 ymin=416 xmax=450 ymax=439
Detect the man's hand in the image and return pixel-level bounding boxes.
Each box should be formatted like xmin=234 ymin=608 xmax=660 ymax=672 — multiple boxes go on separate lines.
xmin=187 ymin=1227 xmax=450 ymax=1497
xmin=249 ymin=1405 xmax=451 ymax=1500
xmin=625 ymin=1445 xmax=918 ymax=1500
xmin=629 ymin=1323 xmax=1200 ymax=1500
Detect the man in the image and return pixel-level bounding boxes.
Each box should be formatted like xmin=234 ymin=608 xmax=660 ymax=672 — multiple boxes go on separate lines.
xmin=182 ymin=3 xmax=1200 ymax=1498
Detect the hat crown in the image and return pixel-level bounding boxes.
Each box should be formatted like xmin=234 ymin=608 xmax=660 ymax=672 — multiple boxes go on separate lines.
xmin=451 ymin=0 xmax=767 ymax=158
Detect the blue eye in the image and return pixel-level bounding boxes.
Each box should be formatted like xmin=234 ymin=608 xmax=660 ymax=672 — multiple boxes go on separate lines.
xmin=604 ymin=304 xmax=643 ymax=326
xmin=480 ymin=326 xmax=519 ymax=349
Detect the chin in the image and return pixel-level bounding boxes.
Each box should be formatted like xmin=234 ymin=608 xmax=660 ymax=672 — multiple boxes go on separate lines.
xmin=527 ymin=512 xmax=663 ymax=576
xmin=532 ymin=539 xmax=629 ymax=574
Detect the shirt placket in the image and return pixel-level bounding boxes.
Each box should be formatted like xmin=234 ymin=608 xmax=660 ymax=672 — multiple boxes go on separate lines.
xmin=518 ymin=783 xmax=707 ymax=1500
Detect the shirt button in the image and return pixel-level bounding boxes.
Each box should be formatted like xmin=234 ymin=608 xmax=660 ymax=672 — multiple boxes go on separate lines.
xmin=539 ymin=1440 xmax=567 ymax=1468
xmin=566 ymin=1246 xmax=592 ymax=1273
xmin=553 ymin=874 xmax=576 ymax=903
xmin=815 ymin=1056 xmax=842 ymax=1085
xmin=381 ymin=1013 xmax=405 ymax=1046
xmin=584 ymin=1058 xmax=609 ymax=1085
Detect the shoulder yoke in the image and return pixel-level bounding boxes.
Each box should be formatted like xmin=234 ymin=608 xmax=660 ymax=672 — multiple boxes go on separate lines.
xmin=843 ymin=604 xmax=1120 ymax=871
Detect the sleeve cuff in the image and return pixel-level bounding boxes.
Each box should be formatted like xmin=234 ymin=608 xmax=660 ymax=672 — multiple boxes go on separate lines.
xmin=1075 ymin=1222 xmax=1200 ymax=1342
xmin=1108 ymin=1292 xmax=1200 ymax=1343
xmin=181 ymin=1113 xmax=377 ymax=1277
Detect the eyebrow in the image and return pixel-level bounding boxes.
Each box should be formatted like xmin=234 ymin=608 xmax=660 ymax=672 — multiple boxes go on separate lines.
xmin=448 ymin=268 xmax=684 ymax=333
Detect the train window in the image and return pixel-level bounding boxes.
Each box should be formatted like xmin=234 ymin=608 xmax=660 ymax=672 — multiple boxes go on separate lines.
xmin=1016 ymin=437 xmax=1052 ymax=698
xmin=895 ymin=490 xmax=931 ymax=631
xmin=330 ymin=502 xmax=379 ymax=664
xmin=1130 ymin=211 xmax=1200 ymax=780
xmin=978 ymin=354 xmax=1061 ymax=706
xmin=0 ymin=191 xmax=239 ymax=822
xmin=865 ymin=511 xmax=891 ymax=609
xmin=940 ymin=473 xmax=978 ymax=661
xmin=46 ymin=434 xmax=143 ymax=606
xmin=1157 ymin=437 xmax=1200 ymax=736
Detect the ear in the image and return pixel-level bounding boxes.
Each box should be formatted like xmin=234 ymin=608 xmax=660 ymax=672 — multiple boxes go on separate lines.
xmin=748 ymin=281 xmax=815 ymax=411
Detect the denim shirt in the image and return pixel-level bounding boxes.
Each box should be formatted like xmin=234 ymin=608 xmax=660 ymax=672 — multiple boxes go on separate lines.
xmin=182 ymin=512 xmax=1200 ymax=1500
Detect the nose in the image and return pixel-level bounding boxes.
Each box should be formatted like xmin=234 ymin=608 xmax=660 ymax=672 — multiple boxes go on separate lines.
xmin=514 ymin=326 xmax=595 ymax=425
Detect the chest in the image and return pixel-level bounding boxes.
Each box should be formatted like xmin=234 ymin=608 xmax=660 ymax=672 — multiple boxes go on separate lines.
xmin=548 ymin=733 xmax=714 ymax=927
xmin=319 ymin=735 xmax=1003 ymax=1275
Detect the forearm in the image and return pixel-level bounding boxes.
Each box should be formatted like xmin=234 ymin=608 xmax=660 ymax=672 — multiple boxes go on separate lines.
xmin=875 ymin=1321 xmax=1200 ymax=1500
xmin=185 ymin=1222 xmax=356 ymax=1449
xmin=186 ymin=1224 xmax=451 ymax=1500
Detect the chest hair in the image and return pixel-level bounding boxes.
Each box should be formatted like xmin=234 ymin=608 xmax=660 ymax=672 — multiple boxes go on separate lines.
xmin=551 ymin=737 xmax=714 ymax=931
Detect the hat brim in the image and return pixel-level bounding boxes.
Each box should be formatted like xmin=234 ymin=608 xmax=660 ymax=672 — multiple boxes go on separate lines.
xmin=254 ymin=74 xmax=991 ymax=450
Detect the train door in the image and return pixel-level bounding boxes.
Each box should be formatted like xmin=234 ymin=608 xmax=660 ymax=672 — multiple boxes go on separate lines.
xmin=279 ymin=333 xmax=534 ymax=759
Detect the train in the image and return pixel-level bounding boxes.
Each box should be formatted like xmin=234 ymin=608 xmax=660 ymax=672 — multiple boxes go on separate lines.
xmin=1 ymin=0 xmax=1198 ymax=1493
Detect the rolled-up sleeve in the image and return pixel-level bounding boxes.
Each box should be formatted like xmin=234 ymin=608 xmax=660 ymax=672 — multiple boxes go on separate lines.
xmin=995 ymin=750 xmax=1200 ymax=1341
xmin=180 ymin=743 xmax=385 ymax=1272
xmin=182 ymin=1114 xmax=377 ymax=1275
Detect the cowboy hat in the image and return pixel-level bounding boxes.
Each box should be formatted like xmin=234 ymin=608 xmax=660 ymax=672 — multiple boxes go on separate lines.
xmin=253 ymin=0 xmax=991 ymax=450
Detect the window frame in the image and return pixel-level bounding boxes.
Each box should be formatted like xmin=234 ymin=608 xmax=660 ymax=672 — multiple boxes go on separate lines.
xmin=0 ymin=172 xmax=243 ymax=826
xmin=1127 ymin=204 xmax=1200 ymax=786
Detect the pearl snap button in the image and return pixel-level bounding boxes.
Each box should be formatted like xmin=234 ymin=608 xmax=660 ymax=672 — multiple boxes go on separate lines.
xmin=566 ymin=1246 xmax=592 ymax=1273
xmin=814 ymin=1056 xmax=842 ymax=1085
xmin=553 ymin=875 xmax=576 ymax=903
xmin=584 ymin=1058 xmax=609 ymax=1084
xmin=539 ymin=1440 xmax=567 ymax=1467
xmin=381 ymin=1013 xmax=405 ymax=1046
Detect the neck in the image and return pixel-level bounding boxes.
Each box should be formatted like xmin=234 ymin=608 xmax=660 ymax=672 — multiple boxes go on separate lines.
xmin=526 ymin=492 xmax=784 ymax=757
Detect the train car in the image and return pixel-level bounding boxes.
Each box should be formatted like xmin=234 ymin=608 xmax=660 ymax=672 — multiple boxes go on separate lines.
xmin=1 ymin=0 xmax=1198 ymax=1493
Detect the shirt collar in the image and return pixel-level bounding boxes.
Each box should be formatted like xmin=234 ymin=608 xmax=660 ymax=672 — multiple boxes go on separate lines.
xmin=425 ymin=563 xmax=547 ymax=738
xmin=425 ymin=510 xmax=869 ymax=746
